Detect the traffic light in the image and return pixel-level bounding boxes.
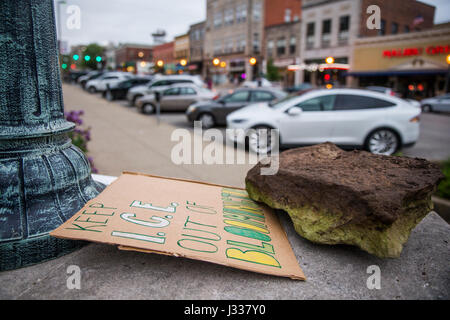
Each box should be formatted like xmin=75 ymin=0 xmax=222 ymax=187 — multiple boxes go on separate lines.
xmin=84 ymin=55 xmax=91 ymax=61
xmin=324 ymin=74 xmax=331 ymax=82
xmin=61 ymin=63 xmax=67 ymax=69
xmin=73 ymin=54 xmax=79 ymax=61
xmin=96 ymin=56 xmax=102 ymax=62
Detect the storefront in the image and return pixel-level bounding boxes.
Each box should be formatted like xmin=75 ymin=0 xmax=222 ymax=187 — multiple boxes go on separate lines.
xmin=349 ymin=26 xmax=450 ymax=99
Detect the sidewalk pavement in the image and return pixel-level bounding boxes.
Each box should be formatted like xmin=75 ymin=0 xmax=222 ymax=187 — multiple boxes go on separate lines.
xmin=0 ymin=84 xmax=448 ymax=300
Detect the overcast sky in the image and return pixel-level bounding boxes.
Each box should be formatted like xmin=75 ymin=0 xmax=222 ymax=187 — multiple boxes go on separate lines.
xmin=57 ymin=0 xmax=450 ymax=47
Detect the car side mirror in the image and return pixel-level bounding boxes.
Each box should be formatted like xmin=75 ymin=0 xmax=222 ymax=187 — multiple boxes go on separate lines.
xmin=287 ymin=106 xmax=303 ymax=116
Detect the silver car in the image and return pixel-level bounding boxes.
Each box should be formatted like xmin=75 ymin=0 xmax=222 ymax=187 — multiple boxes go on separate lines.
xmin=421 ymin=93 xmax=450 ymax=113
xmin=136 ymin=84 xmax=216 ymax=114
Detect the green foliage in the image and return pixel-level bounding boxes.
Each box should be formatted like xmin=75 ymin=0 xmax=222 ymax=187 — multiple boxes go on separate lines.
xmin=437 ymin=159 xmax=450 ymax=200
xmin=80 ymin=43 xmax=104 ymax=70
xmin=266 ymin=58 xmax=281 ymax=82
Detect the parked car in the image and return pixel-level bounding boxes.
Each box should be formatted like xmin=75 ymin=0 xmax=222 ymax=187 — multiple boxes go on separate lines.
xmin=103 ymin=77 xmax=152 ymax=101
xmin=136 ymin=83 xmax=216 ymax=114
xmin=366 ymin=86 xmax=400 ymax=97
xmin=227 ymin=88 xmax=421 ymax=155
xmin=187 ymin=88 xmax=287 ymax=129
xmin=420 ymin=93 xmax=450 ymax=112
xmin=78 ymin=71 xmax=105 ymax=89
xmin=64 ymin=70 xmax=89 ymax=83
xmin=127 ymin=75 xmax=206 ymax=106
xmin=85 ymin=72 xmax=133 ymax=93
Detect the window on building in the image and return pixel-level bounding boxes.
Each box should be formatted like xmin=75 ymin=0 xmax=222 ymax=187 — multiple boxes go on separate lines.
xmin=225 ymin=37 xmax=234 ymax=53
xmin=339 ymin=16 xmax=350 ymax=44
xmin=224 ymin=8 xmax=234 ymax=25
xmin=214 ymin=39 xmax=222 ymax=55
xmin=214 ymin=11 xmax=223 ymax=28
xmin=236 ymin=34 xmax=246 ymax=52
xmin=284 ymin=9 xmax=292 ymax=23
xmin=267 ymin=40 xmax=274 ymax=58
xmin=391 ymin=22 xmax=399 ymax=34
xmin=253 ymin=33 xmax=260 ymax=53
xmin=253 ymin=1 xmax=262 ymax=21
xmin=322 ymin=19 xmax=331 ymax=48
xmin=289 ymin=36 xmax=296 ymax=55
xmin=306 ymin=22 xmax=315 ymax=49
xmin=276 ymin=37 xmax=286 ymax=56
xmin=236 ymin=3 xmax=247 ymax=23
xmin=379 ymin=19 xmax=386 ymax=35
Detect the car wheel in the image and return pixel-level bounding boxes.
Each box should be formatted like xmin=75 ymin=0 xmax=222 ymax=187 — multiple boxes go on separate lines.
xmin=247 ymin=126 xmax=279 ymax=155
xmin=198 ymin=113 xmax=215 ymax=129
xmin=142 ymin=103 xmax=155 ymax=115
xmin=88 ymin=86 xmax=97 ymax=93
xmin=132 ymin=95 xmax=143 ymax=106
xmin=365 ymin=129 xmax=399 ymax=156
xmin=421 ymin=104 xmax=432 ymax=113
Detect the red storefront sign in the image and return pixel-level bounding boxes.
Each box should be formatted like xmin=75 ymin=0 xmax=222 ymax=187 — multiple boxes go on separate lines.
xmin=383 ymin=45 xmax=450 ymax=58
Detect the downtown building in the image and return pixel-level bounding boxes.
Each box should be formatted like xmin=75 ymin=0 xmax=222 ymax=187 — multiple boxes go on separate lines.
xmin=297 ymin=0 xmax=436 ymax=87
xmin=204 ymin=0 xmax=265 ymax=84
xmin=115 ymin=43 xmax=154 ymax=74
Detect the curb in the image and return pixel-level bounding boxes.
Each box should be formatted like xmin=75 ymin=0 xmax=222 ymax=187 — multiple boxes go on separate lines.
xmin=432 ymin=196 xmax=450 ymax=224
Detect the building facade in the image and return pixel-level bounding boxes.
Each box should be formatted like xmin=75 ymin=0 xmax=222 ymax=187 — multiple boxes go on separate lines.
xmin=204 ymin=0 xmax=265 ymax=84
xmin=350 ymin=25 xmax=450 ymax=99
xmin=264 ymin=20 xmax=301 ymax=87
xmin=174 ymin=34 xmax=190 ymax=74
xmin=115 ymin=43 xmax=153 ymax=73
xmin=299 ymin=0 xmax=362 ymax=86
xmin=152 ymin=41 xmax=176 ymax=74
xmin=188 ymin=21 xmax=206 ymax=75
xmin=359 ymin=0 xmax=435 ymax=37
xmin=297 ymin=0 xmax=436 ymax=87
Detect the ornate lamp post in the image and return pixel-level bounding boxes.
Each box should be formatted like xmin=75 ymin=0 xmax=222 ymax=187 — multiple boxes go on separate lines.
xmin=0 ymin=0 xmax=104 ymax=271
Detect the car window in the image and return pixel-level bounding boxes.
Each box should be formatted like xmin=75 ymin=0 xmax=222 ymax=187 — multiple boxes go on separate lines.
xmin=151 ymin=80 xmax=169 ymax=87
xmin=180 ymin=87 xmax=197 ymax=95
xmin=334 ymin=94 xmax=395 ymax=110
xmin=163 ymin=88 xmax=180 ymax=96
xmin=223 ymin=91 xmax=250 ymax=103
xmin=295 ymin=95 xmax=336 ymax=112
xmin=252 ymin=91 xmax=275 ymax=102
xmin=172 ymin=79 xmax=193 ymax=84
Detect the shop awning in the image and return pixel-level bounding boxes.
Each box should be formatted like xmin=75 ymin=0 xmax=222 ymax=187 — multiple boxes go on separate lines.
xmin=346 ymin=69 xmax=448 ymax=77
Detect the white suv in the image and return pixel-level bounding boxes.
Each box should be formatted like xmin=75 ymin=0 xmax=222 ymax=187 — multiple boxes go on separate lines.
xmin=86 ymin=72 xmax=133 ymax=93
xmin=127 ymin=75 xmax=206 ymax=106
xmin=227 ymin=89 xmax=421 ymax=155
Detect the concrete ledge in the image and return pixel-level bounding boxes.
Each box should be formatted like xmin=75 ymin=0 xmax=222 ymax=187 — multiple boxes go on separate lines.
xmin=433 ymin=196 xmax=450 ymax=224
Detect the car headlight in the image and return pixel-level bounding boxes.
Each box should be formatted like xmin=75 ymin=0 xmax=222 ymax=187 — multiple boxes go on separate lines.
xmin=187 ymin=105 xmax=197 ymax=113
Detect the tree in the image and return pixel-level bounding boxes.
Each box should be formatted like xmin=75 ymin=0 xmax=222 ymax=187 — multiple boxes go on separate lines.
xmin=80 ymin=43 xmax=104 ymax=70
xmin=266 ymin=58 xmax=281 ymax=82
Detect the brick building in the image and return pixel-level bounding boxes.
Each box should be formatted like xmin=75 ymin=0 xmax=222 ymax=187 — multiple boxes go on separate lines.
xmin=359 ymin=0 xmax=435 ymax=37
xmin=264 ymin=0 xmax=302 ymax=27
xmin=115 ymin=43 xmax=153 ymax=73
xmin=152 ymin=41 xmax=175 ymax=74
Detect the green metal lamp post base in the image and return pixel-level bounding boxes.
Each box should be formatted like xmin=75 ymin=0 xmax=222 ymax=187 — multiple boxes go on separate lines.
xmin=0 ymin=0 xmax=104 ymax=271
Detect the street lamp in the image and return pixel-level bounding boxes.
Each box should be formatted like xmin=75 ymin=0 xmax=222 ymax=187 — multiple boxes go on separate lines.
xmin=180 ymin=59 xmax=187 ymax=67
xmin=213 ymin=58 xmax=220 ymax=66
xmin=220 ymin=61 xmax=227 ymax=68
xmin=249 ymin=57 xmax=257 ymax=66
xmin=326 ymin=56 xmax=335 ymax=64
xmin=157 ymin=60 xmax=164 ymax=68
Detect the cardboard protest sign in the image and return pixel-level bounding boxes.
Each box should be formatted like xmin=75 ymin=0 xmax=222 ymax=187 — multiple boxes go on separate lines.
xmin=50 ymin=172 xmax=305 ymax=280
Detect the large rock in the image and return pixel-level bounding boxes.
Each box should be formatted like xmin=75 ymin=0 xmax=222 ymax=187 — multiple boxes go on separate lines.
xmin=245 ymin=143 xmax=444 ymax=258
